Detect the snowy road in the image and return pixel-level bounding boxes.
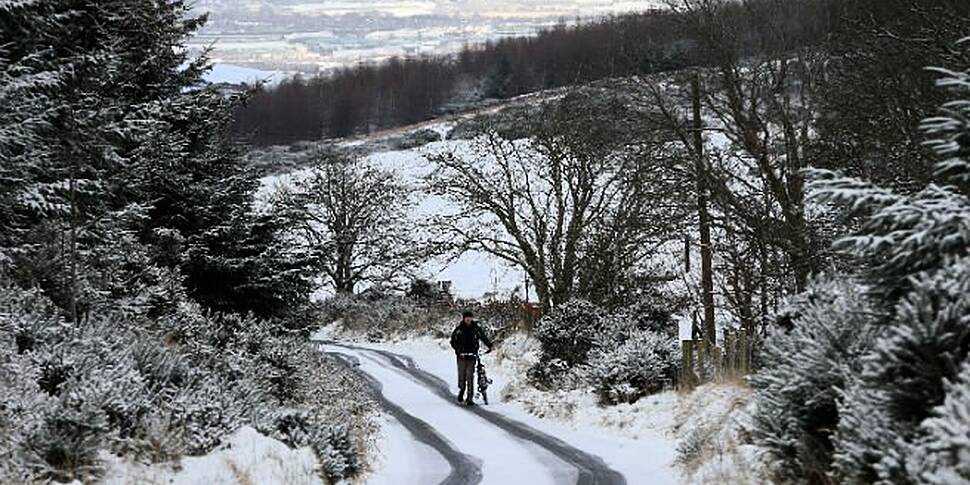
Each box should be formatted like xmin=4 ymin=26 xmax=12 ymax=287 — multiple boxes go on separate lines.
xmin=320 ymin=341 xmax=628 ymax=485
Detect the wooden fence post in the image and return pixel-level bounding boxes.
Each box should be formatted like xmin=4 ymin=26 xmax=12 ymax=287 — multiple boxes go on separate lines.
xmin=681 ymin=339 xmax=696 ymax=390
xmin=724 ymin=328 xmax=735 ymax=378
xmin=739 ymin=329 xmax=750 ymax=375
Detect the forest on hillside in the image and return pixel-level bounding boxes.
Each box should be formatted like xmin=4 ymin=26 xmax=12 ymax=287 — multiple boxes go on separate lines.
xmin=233 ymin=0 xmax=838 ymax=145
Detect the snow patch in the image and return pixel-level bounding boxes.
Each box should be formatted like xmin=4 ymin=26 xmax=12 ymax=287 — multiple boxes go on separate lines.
xmin=99 ymin=427 xmax=324 ymax=485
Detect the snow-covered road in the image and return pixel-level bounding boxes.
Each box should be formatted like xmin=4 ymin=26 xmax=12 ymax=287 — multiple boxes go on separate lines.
xmin=320 ymin=339 xmax=676 ymax=485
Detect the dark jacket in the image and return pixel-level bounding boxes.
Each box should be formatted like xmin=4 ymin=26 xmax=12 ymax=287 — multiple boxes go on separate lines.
xmin=450 ymin=321 xmax=492 ymax=355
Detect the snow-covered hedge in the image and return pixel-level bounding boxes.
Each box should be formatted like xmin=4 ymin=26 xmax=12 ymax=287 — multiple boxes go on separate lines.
xmin=0 ymin=286 xmax=374 ymax=484
xmin=321 ymin=293 xmax=452 ymax=339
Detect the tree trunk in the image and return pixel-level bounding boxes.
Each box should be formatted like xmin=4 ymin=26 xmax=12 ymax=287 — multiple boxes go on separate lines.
xmin=693 ymin=74 xmax=716 ymax=349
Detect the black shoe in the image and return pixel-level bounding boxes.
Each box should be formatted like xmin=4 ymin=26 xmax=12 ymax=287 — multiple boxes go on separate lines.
xmin=457 ymin=392 xmax=464 ymax=403
xmin=464 ymin=399 xmax=474 ymax=406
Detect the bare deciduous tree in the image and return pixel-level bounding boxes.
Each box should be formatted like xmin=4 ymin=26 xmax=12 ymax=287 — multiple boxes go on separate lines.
xmin=276 ymin=150 xmax=435 ymax=294
xmin=428 ymin=92 xmax=688 ymax=309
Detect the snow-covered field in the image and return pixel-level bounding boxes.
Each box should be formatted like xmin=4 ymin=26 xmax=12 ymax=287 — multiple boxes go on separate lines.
xmin=204 ymin=63 xmax=283 ymax=86
xmin=258 ymin=122 xmax=527 ymax=300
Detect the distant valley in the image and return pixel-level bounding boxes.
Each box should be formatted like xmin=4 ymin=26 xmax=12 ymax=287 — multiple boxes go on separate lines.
xmin=188 ymin=0 xmax=662 ymax=73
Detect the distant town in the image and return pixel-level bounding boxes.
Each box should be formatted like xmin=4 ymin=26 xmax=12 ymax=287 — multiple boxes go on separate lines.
xmin=187 ymin=1 xmax=661 ymax=73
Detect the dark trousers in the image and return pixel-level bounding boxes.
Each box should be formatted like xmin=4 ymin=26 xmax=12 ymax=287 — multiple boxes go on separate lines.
xmin=457 ymin=355 xmax=477 ymax=398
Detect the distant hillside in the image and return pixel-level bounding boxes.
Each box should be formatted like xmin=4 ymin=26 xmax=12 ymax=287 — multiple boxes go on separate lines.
xmin=233 ymin=0 xmax=839 ymax=146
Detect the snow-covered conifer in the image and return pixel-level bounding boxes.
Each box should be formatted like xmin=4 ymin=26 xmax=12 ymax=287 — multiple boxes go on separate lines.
xmin=909 ymin=360 xmax=970 ymax=485
xmin=788 ymin=42 xmax=970 ymax=483
xmin=749 ymin=278 xmax=878 ymax=483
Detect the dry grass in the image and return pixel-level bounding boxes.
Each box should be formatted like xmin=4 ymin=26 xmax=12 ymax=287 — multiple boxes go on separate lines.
xmin=671 ymin=382 xmax=770 ymax=484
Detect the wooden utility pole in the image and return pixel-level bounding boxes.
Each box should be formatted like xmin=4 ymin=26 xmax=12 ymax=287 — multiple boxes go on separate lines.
xmin=692 ymin=74 xmax=716 ymax=349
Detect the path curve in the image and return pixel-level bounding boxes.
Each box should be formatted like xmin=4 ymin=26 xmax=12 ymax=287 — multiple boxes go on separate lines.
xmin=323 ymin=340 xmax=627 ymax=485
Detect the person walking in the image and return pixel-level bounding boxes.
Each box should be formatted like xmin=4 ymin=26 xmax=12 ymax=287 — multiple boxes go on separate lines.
xmin=449 ymin=310 xmax=493 ymax=405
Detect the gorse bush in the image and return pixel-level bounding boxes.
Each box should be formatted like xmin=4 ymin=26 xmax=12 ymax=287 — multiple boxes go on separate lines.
xmin=587 ymin=330 xmax=679 ymax=404
xmin=533 ymin=299 xmax=605 ymax=368
xmin=528 ymin=300 xmax=605 ymax=390
xmin=528 ymin=299 xmax=679 ymax=403
xmin=261 ymin=409 xmax=361 ymax=482
xmin=0 ymin=285 xmax=373 ymax=483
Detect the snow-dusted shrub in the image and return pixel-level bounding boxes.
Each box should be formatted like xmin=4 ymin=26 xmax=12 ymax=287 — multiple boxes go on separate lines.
xmin=258 ymin=339 xmax=309 ymax=402
xmin=748 ymin=278 xmax=878 ymax=483
xmin=315 ymin=424 xmax=359 ymax=480
xmin=18 ymin=318 xmax=149 ymax=482
xmin=528 ymin=300 xmax=681 ymax=400
xmin=166 ymin=377 xmax=258 ymax=454
xmin=526 ymin=357 xmax=577 ymax=391
xmin=621 ymin=288 xmax=689 ymax=338
xmin=321 ymin=293 xmax=450 ymax=338
xmin=593 ymin=312 xmax=640 ymax=350
xmin=0 ymin=287 xmax=57 ymax=482
xmin=528 ymin=300 xmax=605 ymax=389
xmin=395 ymin=128 xmax=442 ymax=149
xmin=909 ymin=360 xmax=970 ymax=484
xmin=586 ymin=330 xmax=678 ymax=405
xmin=262 ymin=409 xmax=361 ymax=481
xmin=0 ymin=282 xmax=374 ymax=482
xmin=24 ymin=397 xmax=112 ymax=482
xmin=676 ymin=424 xmax=716 ymax=469
xmin=533 ymin=299 xmax=604 ymax=367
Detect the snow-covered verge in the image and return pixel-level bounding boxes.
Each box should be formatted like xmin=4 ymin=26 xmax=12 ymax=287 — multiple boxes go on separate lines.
xmin=492 ymin=332 xmax=769 ymax=484
xmin=94 ymin=427 xmax=324 ymax=485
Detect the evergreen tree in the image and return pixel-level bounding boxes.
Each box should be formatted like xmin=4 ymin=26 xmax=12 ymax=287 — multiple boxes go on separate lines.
xmin=909 ymin=360 xmax=970 ymax=484
xmin=0 ymin=0 xmax=310 ymax=318
xmin=749 ymin=278 xmax=879 ymax=483
xmin=793 ymin=43 xmax=970 ymax=483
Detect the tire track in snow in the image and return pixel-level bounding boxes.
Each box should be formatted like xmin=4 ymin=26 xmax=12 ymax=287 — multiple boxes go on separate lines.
xmin=326 ymin=351 xmax=483 ymax=485
xmin=326 ymin=341 xmax=627 ymax=485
